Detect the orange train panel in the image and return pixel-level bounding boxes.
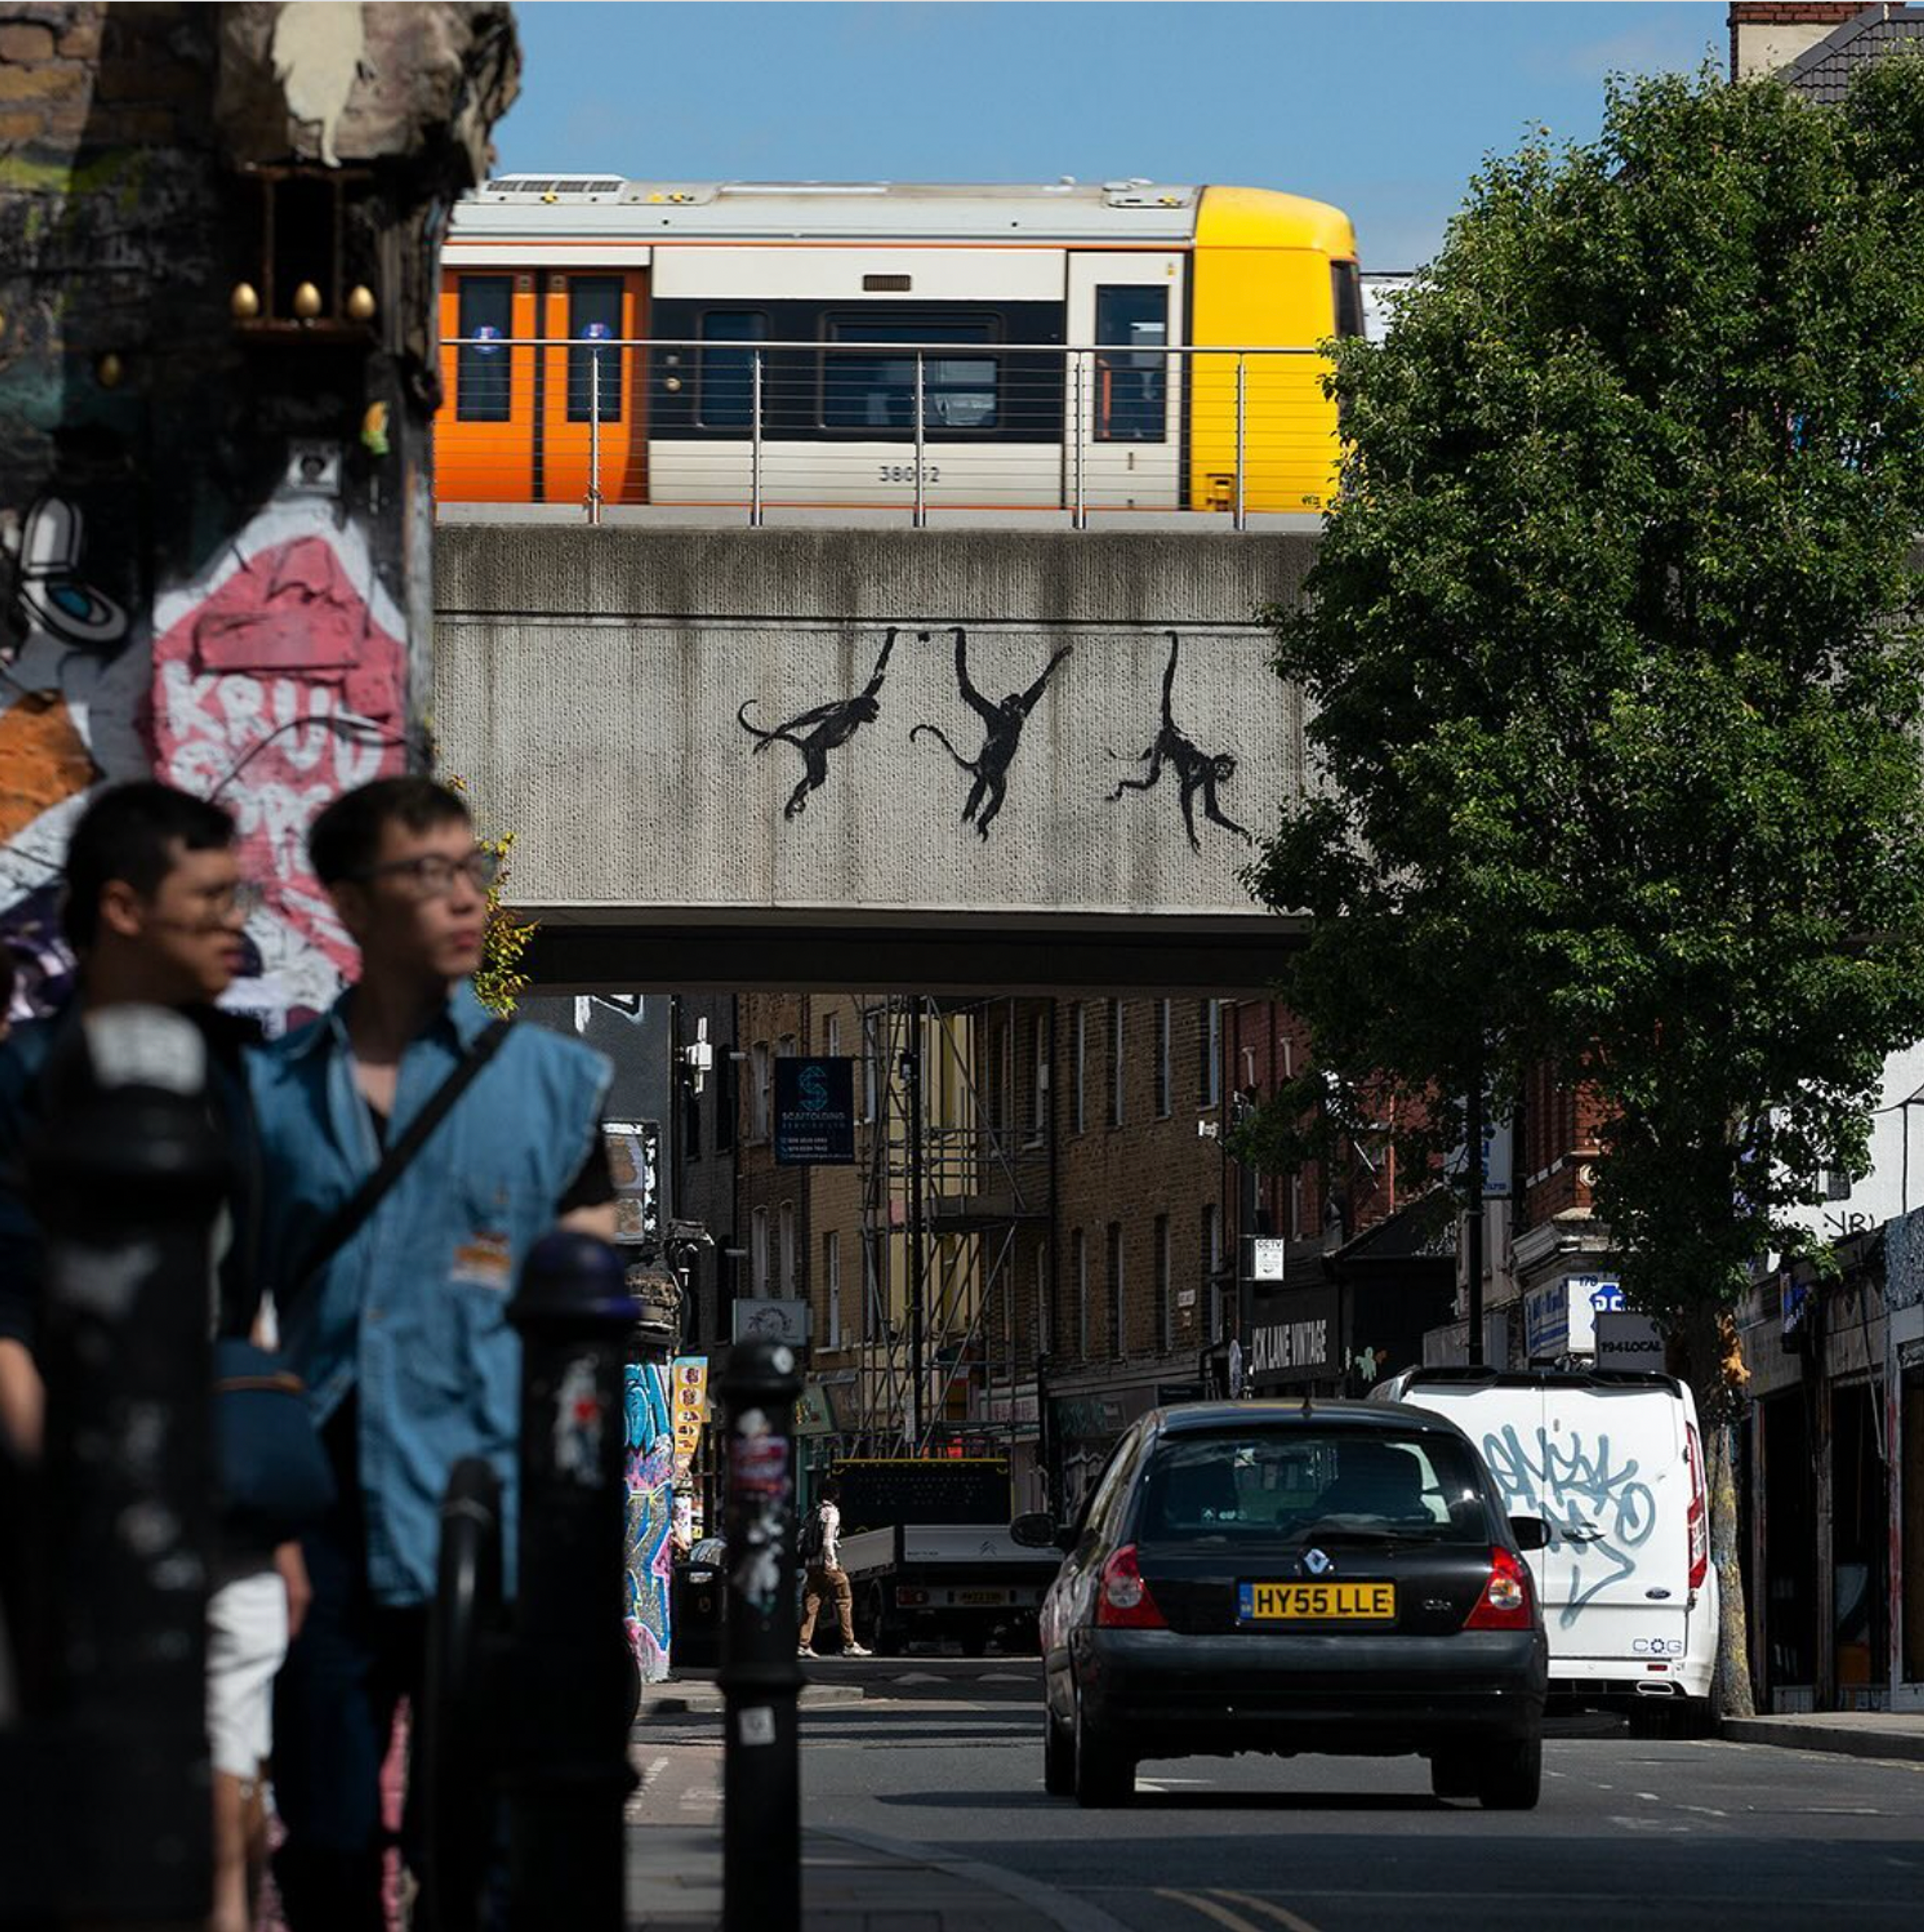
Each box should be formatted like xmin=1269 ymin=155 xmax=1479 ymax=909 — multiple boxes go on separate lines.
xmin=436 ymin=271 xmax=538 ymax=504
xmin=539 ymin=269 xmax=648 ymax=509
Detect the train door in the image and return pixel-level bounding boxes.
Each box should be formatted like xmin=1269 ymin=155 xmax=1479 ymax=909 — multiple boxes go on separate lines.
xmin=539 ymin=270 xmax=649 ymax=507
xmin=1064 ymin=253 xmax=1184 ymax=510
xmin=437 ymin=270 xmax=539 ymax=504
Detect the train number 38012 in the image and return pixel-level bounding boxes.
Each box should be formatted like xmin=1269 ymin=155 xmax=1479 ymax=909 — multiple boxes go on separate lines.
xmin=878 ymin=464 xmax=940 ymax=484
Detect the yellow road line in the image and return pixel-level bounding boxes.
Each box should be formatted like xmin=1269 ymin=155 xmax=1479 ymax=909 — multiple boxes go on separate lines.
xmin=1213 ymin=1889 xmax=1326 ymax=1932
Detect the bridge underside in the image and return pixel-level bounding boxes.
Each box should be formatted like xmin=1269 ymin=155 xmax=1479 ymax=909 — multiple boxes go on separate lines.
xmin=524 ymin=908 xmax=1310 ymax=997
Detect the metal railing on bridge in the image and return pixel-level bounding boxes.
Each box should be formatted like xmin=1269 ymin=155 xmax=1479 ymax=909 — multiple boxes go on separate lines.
xmin=435 ymin=336 xmax=1334 ymax=531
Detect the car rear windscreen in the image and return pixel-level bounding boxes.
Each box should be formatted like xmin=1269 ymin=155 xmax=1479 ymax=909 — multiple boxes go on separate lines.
xmin=1140 ymin=1429 xmax=1493 ymax=1543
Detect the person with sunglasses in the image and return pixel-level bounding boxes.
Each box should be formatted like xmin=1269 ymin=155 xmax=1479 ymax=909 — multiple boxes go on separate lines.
xmin=246 ymin=776 xmax=614 ymax=1930
xmin=0 ymin=780 xmax=304 ymax=1932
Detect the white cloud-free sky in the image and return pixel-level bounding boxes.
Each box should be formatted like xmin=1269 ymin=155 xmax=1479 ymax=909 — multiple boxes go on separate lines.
xmin=495 ymin=2 xmax=1726 ymax=268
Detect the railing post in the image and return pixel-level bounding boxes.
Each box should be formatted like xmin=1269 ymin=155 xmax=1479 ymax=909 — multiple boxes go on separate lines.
xmin=586 ymin=352 xmax=604 ymax=526
xmin=913 ymin=349 xmax=927 ymax=529
xmin=505 ymin=1232 xmax=638 ymax=1929
xmin=1234 ymin=354 xmax=1248 ymax=532
xmin=719 ymin=1338 xmax=804 ymax=1932
xmin=1072 ymin=351 xmax=1087 ymax=531
xmin=8 ymin=1007 xmax=226 ymax=1926
xmin=750 ymin=347 xmax=765 ymax=528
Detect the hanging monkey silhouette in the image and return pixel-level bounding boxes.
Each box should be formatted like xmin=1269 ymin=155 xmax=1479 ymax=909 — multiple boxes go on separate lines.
xmin=910 ymin=626 xmax=1073 ymax=839
xmin=1108 ymin=630 xmax=1250 ymax=850
xmin=737 ymin=627 xmax=898 ymax=820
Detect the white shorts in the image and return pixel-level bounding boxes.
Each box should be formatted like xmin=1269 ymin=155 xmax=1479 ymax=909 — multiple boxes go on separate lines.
xmin=206 ymin=1567 xmax=289 ymax=1781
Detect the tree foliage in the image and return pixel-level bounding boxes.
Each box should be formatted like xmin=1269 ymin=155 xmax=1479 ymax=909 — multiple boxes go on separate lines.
xmin=445 ymin=775 xmax=536 ymax=1015
xmin=1240 ymin=61 xmax=1924 ymax=1370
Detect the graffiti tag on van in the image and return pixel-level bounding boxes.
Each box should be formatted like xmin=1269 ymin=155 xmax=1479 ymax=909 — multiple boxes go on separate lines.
xmin=1480 ymin=1424 xmax=1658 ymax=1628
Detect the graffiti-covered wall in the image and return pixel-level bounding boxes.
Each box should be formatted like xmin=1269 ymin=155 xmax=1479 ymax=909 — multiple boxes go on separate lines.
xmin=434 ymin=525 xmax=1315 ymax=930
xmin=0 ymin=2 xmax=517 ymax=1023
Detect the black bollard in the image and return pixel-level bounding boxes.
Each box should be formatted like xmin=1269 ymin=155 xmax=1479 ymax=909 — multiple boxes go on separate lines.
xmin=718 ymin=1337 xmax=804 ymax=1932
xmin=0 ymin=1006 xmax=226 ymax=1926
xmin=505 ymin=1232 xmax=639 ymax=1930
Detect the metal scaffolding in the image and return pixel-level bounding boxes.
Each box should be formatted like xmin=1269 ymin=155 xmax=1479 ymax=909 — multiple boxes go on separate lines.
xmin=844 ymin=994 xmax=1050 ymax=1456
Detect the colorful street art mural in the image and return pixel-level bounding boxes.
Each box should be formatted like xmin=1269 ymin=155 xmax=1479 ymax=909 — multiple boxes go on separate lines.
xmin=0 ymin=481 xmax=406 ymax=1024
xmin=624 ymin=1355 xmax=676 ymax=1683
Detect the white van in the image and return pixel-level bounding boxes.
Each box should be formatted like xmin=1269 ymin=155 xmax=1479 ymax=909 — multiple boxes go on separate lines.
xmin=1371 ymin=1367 xmax=1717 ymax=1731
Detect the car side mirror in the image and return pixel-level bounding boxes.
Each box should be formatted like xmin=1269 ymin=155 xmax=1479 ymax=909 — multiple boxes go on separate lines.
xmin=1010 ymin=1511 xmax=1059 ymax=1550
xmin=1510 ymin=1514 xmax=1549 ymax=1552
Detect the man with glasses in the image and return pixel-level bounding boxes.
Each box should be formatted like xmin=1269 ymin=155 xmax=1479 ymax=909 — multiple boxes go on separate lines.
xmin=0 ymin=779 xmax=304 ymax=1932
xmin=249 ymin=776 xmax=614 ymax=1930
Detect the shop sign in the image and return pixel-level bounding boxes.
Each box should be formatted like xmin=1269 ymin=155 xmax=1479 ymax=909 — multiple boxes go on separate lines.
xmin=1248 ymin=1285 xmax=1339 ymax=1382
xmin=1524 ymin=1274 xmax=1621 ymax=1359
xmin=794 ymin=1381 xmax=838 ymax=1436
xmin=1593 ymin=1311 xmax=1664 ymax=1370
xmin=733 ymin=1298 xmax=810 ymax=1348
xmin=671 ymin=1356 xmax=707 ymax=1473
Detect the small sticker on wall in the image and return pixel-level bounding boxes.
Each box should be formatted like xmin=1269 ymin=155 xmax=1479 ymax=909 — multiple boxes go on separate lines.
xmin=738 ymin=1705 xmax=776 ymax=1747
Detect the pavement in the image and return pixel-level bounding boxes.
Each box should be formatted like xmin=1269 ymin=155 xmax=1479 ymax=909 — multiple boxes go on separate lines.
xmin=1719 ymin=1710 xmax=1924 ymax=1763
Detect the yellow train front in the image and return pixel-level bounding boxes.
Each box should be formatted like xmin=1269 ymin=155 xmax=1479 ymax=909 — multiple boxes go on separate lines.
xmin=436 ymin=176 xmax=1361 ymax=518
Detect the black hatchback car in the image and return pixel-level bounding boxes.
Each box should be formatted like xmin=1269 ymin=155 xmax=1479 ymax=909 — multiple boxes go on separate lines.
xmin=1013 ymin=1400 xmax=1549 ymax=1809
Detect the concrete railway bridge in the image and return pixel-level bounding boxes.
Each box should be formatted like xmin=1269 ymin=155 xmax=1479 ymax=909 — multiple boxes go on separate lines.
xmin=433 ymin=516 xmax=1320 ymax=995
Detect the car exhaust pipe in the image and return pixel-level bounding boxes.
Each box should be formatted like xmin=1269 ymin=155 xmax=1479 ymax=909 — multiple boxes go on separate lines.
xmin=1633 ymin=1679 xmax=1684 ymax=1697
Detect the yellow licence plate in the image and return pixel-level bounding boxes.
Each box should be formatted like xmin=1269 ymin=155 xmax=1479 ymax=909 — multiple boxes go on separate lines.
xmin=1239 ymin=1581 xmax=1396 ymax=1622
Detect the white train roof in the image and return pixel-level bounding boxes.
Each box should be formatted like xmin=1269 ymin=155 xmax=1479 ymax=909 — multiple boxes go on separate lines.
xmin=455 ymin=176 xmax=1206 ymax=243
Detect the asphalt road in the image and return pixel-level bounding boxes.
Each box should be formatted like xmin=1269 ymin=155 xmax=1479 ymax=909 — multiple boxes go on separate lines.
xmin=791 ymin=1665 xmax=1924 ymax=1931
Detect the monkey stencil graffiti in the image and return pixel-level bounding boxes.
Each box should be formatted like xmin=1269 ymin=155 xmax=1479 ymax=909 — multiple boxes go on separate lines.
xmin=737 ymin=626 xmax=898 ymax=820
xmin=1108 ymin=631 xmax=1251 ymax=851
xmin=911 ymin=626 xmax=1071 ymax=840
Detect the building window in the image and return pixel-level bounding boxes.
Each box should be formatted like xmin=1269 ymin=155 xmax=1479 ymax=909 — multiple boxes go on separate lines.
xmin=698 ymin=309 xmax=765 ymax=428
xmin=1035 ymin=1242 xmax=1052 ymax=1357
xmin=1202 ymin=1203 xmax=1223 ymax=1340
xmin=779 ymin=1200 xmax=796 ymax=1296
xmin=1154 ymin=1213 xmax=1171 ymax=1353
xmin=825 ymin=1230 xmax=841 ymax=1349
xmin=1093 ymin=285 xmax=1167 ymax=443
xmin=1074 ymin=1228 xmax=1089 ymax=1361
xmin=1201 ymin=1000 xmax=1223 ymax=1108
xmin=751 ymin=1042 xmax=771 ymax=1140
xmin=1028 ymin=1011 xmax=1048 ymax=1143
xmin=1155 ymin=1000 xmax=1172 ymax=1118
xmin=825 ymin=1011 xmax=841 ymax=1060
xmin=567 ymin=276 xmax=623 ymax=422
xmin=996 ymin=1016 xmax=1014 ymax=1135
xmin=716 ymin=1051 xmax=737 ymax=1153
xmin=824 ymin=316 xmax=998 ymax=431
xmin=456 ymin=276 xmax=513 ymax=422
xmin=861 ymin=1010 xmax=881 ymax=1123
xmin=863 ymin=1232 xmax=882 ymax=1341
xmin=778 ymin=1031 xmax=797 ymax=1061
xmin=1108 ymin=1000 xmax=1125 ymax=1129
xmin=752 ymin=1206 xmax=769 ymax=1296
xmin=1106 ymin=1222 xmax=1125 ymax=1358
xmin=1072 ymin=1003 xmax=1087 ymax=1134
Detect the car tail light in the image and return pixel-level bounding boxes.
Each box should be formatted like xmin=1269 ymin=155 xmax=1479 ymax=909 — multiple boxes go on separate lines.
xmin=1686 ymin=1422 xmax=1709 ymax=1594
xmin=1464 ymin=1546 xmax=1534 ymax=1630
xmin=896 ymin=1587 xmax=928 ymax=1607
xmin=1095 ymin=1544 xmax=1167 ymax=1630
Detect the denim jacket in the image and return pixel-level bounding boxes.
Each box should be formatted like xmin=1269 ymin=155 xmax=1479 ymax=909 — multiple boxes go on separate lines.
xmin=248 ymin=983 xmax=611 ymax=1605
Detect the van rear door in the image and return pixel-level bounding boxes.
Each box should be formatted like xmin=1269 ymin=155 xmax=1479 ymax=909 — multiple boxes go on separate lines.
xmin=1488 ymin=1382 xmax=1694 ymax=1670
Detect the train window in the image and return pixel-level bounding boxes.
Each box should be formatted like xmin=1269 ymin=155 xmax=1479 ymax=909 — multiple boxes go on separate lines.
xmin=698 ymin=311 xmax=767 ymax=429
xmin=823 ymin=318 xmax=998 ymax=432
xmin=456 ymin=276 xmax=514 ymax=423
xmin=1093 ymin=287 xmax=1167 ymax=443
xmin=567 ymin=277 xmax=624 ymax=423
xmin=1332 ymin=261 xmax=1364 ymax=340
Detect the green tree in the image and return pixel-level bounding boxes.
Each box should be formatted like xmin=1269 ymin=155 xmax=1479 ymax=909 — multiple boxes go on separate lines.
xmin=1238 ymin=60 xmax=1924 ymax=1719
xmin=445 ymin=775 xmax=536 ymax=1015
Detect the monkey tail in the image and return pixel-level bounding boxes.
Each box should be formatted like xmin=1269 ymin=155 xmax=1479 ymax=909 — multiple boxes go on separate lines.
xmin=737 ymin=699 xmax=778 ymax=750
xmin=910 ymin=722 xmax=974 ymax=772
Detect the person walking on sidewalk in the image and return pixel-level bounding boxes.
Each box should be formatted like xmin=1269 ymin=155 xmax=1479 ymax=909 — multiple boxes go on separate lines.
xmin=250 ymin=777 xmax=615 ymax=1931
xmin=798 ymin=1474 xmax=870 ymax=1658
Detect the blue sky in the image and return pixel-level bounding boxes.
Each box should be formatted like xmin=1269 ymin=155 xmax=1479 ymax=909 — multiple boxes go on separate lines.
xmin=495 ymin=3 xmax=1725 ymax=267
